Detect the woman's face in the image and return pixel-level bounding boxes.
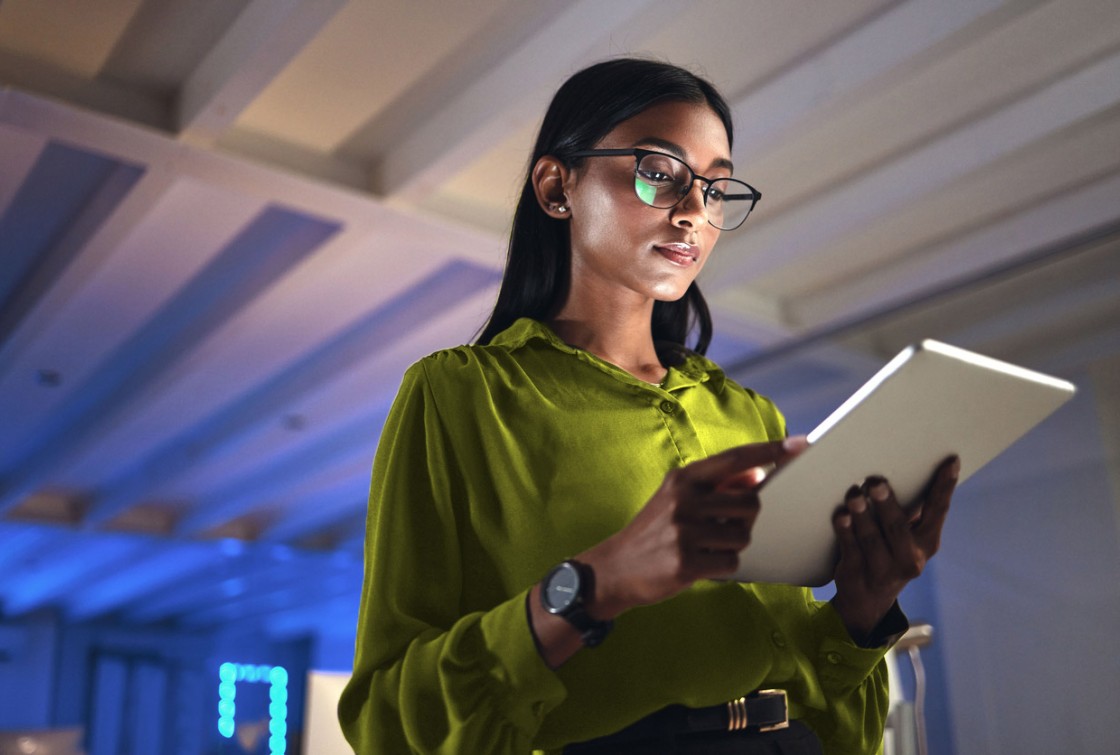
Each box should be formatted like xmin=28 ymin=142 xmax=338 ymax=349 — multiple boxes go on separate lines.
xmin=563 ymin=100 xmax=732 ymax=305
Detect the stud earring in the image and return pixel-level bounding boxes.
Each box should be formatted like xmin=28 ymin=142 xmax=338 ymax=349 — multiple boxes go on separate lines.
xmin=557 ymin=205 xmax=568 ymax=213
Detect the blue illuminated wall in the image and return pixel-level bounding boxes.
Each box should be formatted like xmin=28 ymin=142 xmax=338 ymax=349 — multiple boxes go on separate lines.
xmin=0 ymin=612 xmax=312 ymax=755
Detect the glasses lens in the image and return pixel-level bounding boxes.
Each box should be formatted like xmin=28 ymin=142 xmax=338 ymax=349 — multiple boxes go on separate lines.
xmin=634 ymin=153 xmax=691 ymax=208
xmin=706 ymin=178 xmax=756 ymax=230
xmin=635 ymin=152 xmax=757 ymax=230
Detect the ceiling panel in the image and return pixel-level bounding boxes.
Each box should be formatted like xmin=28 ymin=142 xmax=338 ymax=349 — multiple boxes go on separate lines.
xmin=233 ymin=0 xmax=523 ymax=152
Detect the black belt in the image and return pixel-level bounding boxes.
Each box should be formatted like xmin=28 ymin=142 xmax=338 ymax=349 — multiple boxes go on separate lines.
xmin=564 ymin=689 xmax=789 ymax=752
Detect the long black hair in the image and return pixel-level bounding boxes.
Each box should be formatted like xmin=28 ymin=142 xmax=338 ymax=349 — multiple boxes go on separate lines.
xmin=475 ymin=58 xmax=733 ymax=356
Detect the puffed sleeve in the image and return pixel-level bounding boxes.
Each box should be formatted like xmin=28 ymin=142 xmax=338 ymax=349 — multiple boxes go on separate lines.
xmin=337 ymin=360 xmax=567 ymax=753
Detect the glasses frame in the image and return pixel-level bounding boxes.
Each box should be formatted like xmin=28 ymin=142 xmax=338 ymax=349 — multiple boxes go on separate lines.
xmin=565 ymin=148 xmax=761 ymax=231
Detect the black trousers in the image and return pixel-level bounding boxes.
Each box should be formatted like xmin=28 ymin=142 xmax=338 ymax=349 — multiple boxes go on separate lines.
xmin=562 ymin=720 xmax=824 ymax=755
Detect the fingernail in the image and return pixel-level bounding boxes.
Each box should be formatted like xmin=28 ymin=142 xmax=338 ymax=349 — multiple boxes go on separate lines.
xmin=949 ymin=457 xmax=961 ymax=480
xmin=848 ymin=495 xmax=867 ymax=514
xmin=783 ymin=435 xmax=809 ymax=452
xmin=869 ymin=482 xmax=889 ymax=502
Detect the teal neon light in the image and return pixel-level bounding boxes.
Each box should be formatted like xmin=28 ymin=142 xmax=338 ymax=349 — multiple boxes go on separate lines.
xmin=217 ymin=662 xmax=289 ymax=754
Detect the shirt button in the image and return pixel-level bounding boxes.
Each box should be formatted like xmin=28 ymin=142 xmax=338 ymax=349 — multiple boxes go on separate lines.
xmin=659 ymin=400 xmax=676 ymax=414
xmin=770 ymin=631 xmax=786 ymax=649
xmin=826 ymin=651 xmax=843 ymax=665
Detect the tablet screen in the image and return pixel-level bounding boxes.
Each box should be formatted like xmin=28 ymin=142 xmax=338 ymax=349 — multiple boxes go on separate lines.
xmin=732 ymin=340 xmax=1076 ymax=586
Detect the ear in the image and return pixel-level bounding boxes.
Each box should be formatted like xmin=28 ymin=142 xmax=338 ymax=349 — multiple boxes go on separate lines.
xmin=531 ymin=156 xmax=573 ymax=219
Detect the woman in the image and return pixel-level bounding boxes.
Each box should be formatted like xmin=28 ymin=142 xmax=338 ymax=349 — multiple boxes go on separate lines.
xmin=338 ymin=58 xmax=957 ymax=754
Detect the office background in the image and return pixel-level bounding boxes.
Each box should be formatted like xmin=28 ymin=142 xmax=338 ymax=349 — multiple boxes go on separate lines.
xmin=1 ymin=1 xmax=1118 ymax=753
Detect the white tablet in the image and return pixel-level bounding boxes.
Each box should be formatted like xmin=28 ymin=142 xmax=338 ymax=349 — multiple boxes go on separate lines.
xmin=732 ymin=340 xmax=1076 ymax=587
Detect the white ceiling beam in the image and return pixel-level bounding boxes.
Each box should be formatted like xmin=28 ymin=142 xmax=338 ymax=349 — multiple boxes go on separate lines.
xmin=216 ymin=126 xmax=368 ymax=190
xmin=1 ymin=89 xmax=502 ymax=263
xmin=949 ymin=263 xmax=1120 ymax=355
xmin=0 ymin=50 xmax=168 ymax=128
xmin=373 ymin=0 xmax=661 ymax=204
xmin=786 ymin=172 xmax=1120 ymax=329
xmin=66 ymin=543 xmax=223 ymax=621
xmin=176 ymin=0 xmax=348 ymax=145
xmin=707 ymin=49 xmax=1120 ymax=289
xmin=0 ymin=115 xmax=47 ymax=214
xmin=729 ymin=0 xmax=1029 ymax=163
xmin=2 ymin=536 xmax=150 ymax=616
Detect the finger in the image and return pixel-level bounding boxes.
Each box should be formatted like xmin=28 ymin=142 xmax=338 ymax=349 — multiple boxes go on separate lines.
xmin=687 ymin=518 xmax=752 ymax=551
xmin=866 ymin=478 xmax=921 ymax=578
xmin=833 ymin=488 xmax=864 ymax=578
xmin=682 ymin=489 xmax=762 ymax=522
xmin=680 ymin=437 xmax=807 ymax=488
xmin=913 ymin=455 xmax=959 ymax=552
xmin=681 ymin=547 xmax=741 ymax=581
xmin=848 ymin=486 xmax=893 ymax=577
xmin=716 ymin=464 xmax=771 ymax=491
xmin=771 ymin=436 xmax=809 ymax=473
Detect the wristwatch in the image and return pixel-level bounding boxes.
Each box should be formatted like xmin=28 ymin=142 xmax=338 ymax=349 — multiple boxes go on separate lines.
xmin=540 ymin=560 xmax=614 ymax=647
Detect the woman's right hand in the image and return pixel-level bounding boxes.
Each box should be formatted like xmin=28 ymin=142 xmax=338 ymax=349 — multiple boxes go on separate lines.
xmin=579 ymin=436 xmax=808 ymax=621
xmin=529 ymin=437 xmax=806 ymax=668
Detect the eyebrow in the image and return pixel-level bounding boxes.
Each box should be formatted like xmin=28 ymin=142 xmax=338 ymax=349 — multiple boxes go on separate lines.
xmin=634 ymin=137 xmax=735 ymax=174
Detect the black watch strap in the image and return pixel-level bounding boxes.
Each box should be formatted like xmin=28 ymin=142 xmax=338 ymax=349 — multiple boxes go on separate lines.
xmin=565 ymin=604 xmax=614 ymax=648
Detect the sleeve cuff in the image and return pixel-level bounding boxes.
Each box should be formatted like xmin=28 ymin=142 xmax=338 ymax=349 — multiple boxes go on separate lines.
xmin=812 ymin=601 xmax=908 ymax=692
xmin=858 ymin=601 xmax=909 ymax=649
xmin=477 ymin=588 xmax=568 ymax=734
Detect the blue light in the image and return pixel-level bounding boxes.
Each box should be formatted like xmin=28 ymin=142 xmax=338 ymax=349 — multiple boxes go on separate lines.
xmin=217 ymin=662 xmax=289 ymax=745
xmin=219 ymin=538 xmax=245 ymax=557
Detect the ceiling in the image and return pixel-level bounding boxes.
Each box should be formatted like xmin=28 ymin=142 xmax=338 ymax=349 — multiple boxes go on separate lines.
xmin=1 ymin=0 xmax=1118 ymax=641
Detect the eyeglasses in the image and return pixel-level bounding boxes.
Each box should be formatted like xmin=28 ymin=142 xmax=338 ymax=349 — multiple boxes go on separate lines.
xmin=566 ymin=148 xmax=761 ymax=231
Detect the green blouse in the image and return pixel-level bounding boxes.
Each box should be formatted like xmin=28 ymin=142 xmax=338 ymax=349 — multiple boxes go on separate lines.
xmin=339 ymin=318 xmax=893 ymax=754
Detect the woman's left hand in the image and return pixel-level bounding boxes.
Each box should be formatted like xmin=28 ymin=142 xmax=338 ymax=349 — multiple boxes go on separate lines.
xmin=830 ymin=456 xmax=960 ymax=644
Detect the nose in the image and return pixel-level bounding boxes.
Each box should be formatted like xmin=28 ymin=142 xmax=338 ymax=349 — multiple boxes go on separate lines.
xmin=669 ymin=179 xmax=710 ymax=229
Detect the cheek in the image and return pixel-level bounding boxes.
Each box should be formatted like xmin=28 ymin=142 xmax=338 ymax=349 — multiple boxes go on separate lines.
xmin=572 ymin=183 xmax=638 ymax=246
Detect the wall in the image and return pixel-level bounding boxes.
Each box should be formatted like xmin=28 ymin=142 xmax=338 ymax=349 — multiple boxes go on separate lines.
xmin=935 ymin=368 xmax=1120 ymax=755
xmin=0 ymin=613 xmax=313 ymax=755
xmin=0 ymin=611 xmax=58 ymax=730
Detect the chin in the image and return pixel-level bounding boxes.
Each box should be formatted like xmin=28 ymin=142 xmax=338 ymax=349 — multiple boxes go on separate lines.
xmin=649 ymin=281 xmax=695 ymax=302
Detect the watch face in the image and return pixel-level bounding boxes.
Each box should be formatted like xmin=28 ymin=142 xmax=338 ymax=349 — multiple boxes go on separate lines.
xmin=544 ymin=562 xmax=581 ymax=612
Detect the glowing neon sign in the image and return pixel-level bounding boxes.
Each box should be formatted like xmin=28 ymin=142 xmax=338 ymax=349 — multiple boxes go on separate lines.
xmin=218 ymin=662 xmax=289 ymax=754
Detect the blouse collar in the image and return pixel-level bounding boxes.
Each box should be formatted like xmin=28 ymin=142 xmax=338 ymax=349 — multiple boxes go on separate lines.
xmin=490 ymin=318 xmax=727 ymax=393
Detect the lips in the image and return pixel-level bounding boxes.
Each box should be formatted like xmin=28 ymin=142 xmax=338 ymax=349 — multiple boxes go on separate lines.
xmin=654 ymin=242 xmax=700 ymax=266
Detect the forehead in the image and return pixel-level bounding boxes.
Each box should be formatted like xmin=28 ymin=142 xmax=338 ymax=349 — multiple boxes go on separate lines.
xmin=598 ymin=100 xmax=731 ymax=170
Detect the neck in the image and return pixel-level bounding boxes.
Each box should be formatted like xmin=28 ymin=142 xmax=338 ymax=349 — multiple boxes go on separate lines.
xmin=548 ymin=293 xmax=666 ymax=384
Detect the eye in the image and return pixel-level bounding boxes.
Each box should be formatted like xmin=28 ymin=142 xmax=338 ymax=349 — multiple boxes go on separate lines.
xmin=705 ymin=186 xmax=726 ymax=203
xmin=635 ymin=153 xmax=684 ymax=187
xmin=636 ymin=168 xmax=675 ymax=186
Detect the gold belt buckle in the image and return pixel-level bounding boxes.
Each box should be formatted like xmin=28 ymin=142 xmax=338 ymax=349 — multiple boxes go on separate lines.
xmin=726 ymin=689 xmax=789 ymax=732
